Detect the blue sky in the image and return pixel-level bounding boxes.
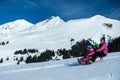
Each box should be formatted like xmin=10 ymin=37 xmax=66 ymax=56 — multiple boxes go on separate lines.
xmin=0 ymin=0 xmax=120 ymax=24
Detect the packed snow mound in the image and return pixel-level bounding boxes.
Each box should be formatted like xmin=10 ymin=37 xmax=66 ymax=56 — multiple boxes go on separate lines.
xmin=0 ymin=52 xmax=120 ymax=80
xmin=32 ymin=16 xmax=65 ymax=31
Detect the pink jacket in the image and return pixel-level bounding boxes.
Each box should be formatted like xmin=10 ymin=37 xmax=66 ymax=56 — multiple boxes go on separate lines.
xmin=87 ymin=49 xmax=94 ymax=57
xmin=96 ymin=42 xmax=108 ymax=55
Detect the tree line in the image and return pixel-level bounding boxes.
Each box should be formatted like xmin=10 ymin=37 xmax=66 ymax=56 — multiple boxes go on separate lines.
xmin=0 ymin=41 xmax=9 ymax=46
xmin=1 ymin=36 xmax=120 ymax=65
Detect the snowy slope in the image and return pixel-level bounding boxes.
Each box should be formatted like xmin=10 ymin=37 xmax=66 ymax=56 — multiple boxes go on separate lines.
xmin=0 ymin=52 xmax=120 ymax=80
xmin=0 ymin=19 xmax=34 ymax=42
xmin=32 ymin=16 xmax=65 ymax=31
xmin=0 ymin=15 xmax=120 ymax=64
xmin=6 ymin=15 xmax=120 ymax=50
xmin=0 ymin=19 xmax=33 ymax=34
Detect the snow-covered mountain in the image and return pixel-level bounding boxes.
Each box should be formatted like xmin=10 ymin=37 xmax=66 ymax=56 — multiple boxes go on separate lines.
xmin=32 ymin=16 xmax=65 ymax=31
xmin=0 ymin=15 xmax=120 ymax=66
xmin=0 ymin=19 xmax=34 ymax=34
xmin=0 ymin=52 xmax=120 ymax=80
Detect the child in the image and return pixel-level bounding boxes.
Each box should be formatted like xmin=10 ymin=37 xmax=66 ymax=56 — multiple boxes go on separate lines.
xmin=78 ymin=45 xmax=95 ymax=64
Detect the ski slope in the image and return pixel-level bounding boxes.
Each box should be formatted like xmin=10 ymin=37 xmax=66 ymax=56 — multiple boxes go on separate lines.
xmin=0 ymin=52 xmax=120 ymax=80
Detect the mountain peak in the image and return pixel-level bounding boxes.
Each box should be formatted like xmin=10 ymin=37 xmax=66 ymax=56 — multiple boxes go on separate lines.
xmin=46 ymin=16 xmax=64 ymax=23
xmin=0 ymin=19 xmax=34 ymax=34
xmin=13 ymin=19 xmax=33 ymax=25
xmin=33 ymin=16 xmax=65 ymax=31
xmin=47 ymin=16 xmax=58 ymax=20
xmin=14 ymin=19 xmax=27 ymax=22
xmin=91 ymin=15 xmax=106 ymax=19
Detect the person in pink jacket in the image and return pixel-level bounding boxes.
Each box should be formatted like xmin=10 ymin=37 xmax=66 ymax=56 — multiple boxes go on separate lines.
xmin=91 ymin=37 xmax=108 ymax=62
xmin=78 ymin=45 xmax=94 ymax=64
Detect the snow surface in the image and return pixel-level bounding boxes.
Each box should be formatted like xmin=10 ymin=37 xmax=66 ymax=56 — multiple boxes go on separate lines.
xmin=0 ymin=15 xmax=120 ymax=66
xmin=0 ymin=52 xmax=120 ymax=80
xmin=32 ymin=16 xmax=65 ymax=31
xmin=0 ymin=19 xmax=33 ymax=34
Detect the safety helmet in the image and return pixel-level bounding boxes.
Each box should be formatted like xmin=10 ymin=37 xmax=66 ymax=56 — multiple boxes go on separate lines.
xmin=86 ymin=45 xmax=92 ymax=49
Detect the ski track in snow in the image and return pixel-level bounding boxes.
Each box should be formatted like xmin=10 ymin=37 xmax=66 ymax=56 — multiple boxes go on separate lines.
xmin=0 ymin=55 xmax=120 ymax=75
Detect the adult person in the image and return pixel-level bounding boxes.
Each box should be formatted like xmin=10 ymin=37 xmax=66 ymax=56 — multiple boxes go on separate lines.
xmin=91 ymin=37 xmax=108 ymax=62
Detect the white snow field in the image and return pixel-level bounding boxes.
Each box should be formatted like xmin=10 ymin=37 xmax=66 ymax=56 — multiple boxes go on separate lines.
xmin=0 ymin=15 xmax=120 ymax=80
xmin=0 ymin=52 xmax=120 ymax=80
xmin=0 ymin=15 xmax=120 ymax=57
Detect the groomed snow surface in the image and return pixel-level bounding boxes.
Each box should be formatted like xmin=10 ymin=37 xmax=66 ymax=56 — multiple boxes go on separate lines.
xmin=0 ymin=52 xmax=120 ymax=80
